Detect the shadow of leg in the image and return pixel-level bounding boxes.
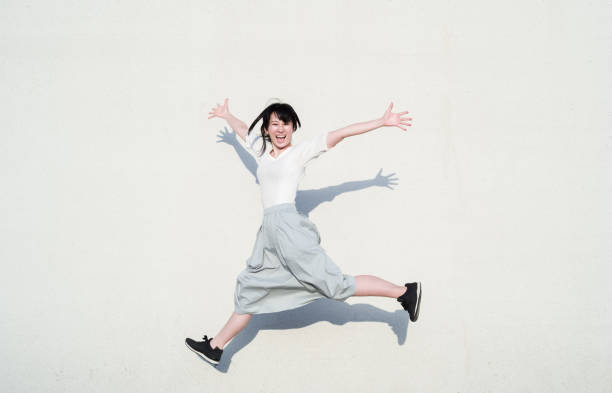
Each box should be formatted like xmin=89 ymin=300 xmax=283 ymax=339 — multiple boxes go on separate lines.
xmin=215 ymin=298 xmax=410 ymax=373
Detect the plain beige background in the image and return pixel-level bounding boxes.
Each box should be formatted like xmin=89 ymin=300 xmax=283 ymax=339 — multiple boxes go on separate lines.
xmin=1 ymin=0 xmax=611 ymax=392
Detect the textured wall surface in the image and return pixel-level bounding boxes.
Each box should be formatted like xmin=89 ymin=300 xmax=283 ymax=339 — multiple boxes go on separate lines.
xmin=1 ymin=1 xmax=611 ymax=392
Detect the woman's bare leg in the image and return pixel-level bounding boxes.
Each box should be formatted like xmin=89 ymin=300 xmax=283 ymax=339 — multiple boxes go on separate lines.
xmin=208 ymin=276 xmax=403 ymax=349
xmin=209 ymin=312 xmax=252 ymax=350
xmin=353 ymin=275 xmax=406 ymax=298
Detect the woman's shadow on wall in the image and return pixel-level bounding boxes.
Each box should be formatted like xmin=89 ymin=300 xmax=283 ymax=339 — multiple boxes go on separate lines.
xmin=210 ymin=128 xmax=410 ymax=373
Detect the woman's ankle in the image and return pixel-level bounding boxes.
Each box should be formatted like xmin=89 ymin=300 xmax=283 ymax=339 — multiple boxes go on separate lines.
xmin=210 ymin=337 xmax=223 ymax=350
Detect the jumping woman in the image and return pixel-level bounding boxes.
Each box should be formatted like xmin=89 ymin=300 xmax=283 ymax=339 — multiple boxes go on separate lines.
xmin=185 ymin=98 xmax=422 ymax=366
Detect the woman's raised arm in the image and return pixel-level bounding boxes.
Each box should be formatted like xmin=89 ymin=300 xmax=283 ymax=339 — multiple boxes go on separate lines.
xmin=208 ymin=98 xmax=250 ymax=142
xmin=326 ymin=102 xmax=412 ymax=148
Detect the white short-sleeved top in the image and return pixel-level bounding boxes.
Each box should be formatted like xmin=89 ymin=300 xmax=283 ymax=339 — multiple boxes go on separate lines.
xmin=243 ymin=129 xmax=330 ymax=209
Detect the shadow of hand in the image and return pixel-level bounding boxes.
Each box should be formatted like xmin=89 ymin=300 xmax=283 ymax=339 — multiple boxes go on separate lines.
xmin=372 ymin=168 xmax=399 ymax=190
xmin=216 ymin=127 xmax=238 ymax=144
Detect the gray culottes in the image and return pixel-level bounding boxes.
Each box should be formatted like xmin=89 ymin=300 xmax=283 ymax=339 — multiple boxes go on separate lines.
xmin=234 ymin=203 xmax=356 ymax=314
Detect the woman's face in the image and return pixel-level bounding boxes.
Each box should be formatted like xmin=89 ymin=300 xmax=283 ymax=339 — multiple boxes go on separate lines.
xmin=266 ymin=112 xmax=294 ymax=149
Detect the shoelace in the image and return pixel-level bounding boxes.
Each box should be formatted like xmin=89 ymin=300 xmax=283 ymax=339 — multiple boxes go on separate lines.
xmin=202 ymin=335 xmax=221 ymax=352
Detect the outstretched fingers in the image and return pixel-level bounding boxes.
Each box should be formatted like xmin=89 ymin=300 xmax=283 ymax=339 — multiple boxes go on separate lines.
xmin=384 ymin=102 xmax=394 ymax=115
xmin=207 ymin=98 xmax=230 ymax=120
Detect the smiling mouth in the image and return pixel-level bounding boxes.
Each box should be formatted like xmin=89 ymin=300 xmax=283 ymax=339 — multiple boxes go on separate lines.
xmin=276 ymin=135 xmax=286 ymax=141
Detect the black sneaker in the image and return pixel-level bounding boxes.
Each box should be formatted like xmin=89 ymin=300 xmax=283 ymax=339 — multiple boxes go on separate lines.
xmin=397 ymin=282 xmax=422 ymax=322
xmin=185 ymin=335 xmax=223 ymax=365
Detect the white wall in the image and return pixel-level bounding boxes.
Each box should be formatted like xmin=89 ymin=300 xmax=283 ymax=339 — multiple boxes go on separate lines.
xmin=1 ymin=1 xmax=610 ymax=392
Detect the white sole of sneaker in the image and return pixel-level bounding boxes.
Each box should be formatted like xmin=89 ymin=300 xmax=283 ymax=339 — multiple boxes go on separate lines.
xmin=414 ymin=282 xmax=422 ymax=321
xmin=185 ymin=340 xmax=220 ymax=365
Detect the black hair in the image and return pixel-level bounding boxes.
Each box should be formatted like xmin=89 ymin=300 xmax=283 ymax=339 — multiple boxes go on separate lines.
xmin=247 ymin=102 xmax=302 ymax=157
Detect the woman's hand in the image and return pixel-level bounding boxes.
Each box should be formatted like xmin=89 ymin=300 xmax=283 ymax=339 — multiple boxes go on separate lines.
xmin=208 ymin=97 xmax=230 ymax=120
xmin=382 ymin=102 xmax=412 ymax=131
